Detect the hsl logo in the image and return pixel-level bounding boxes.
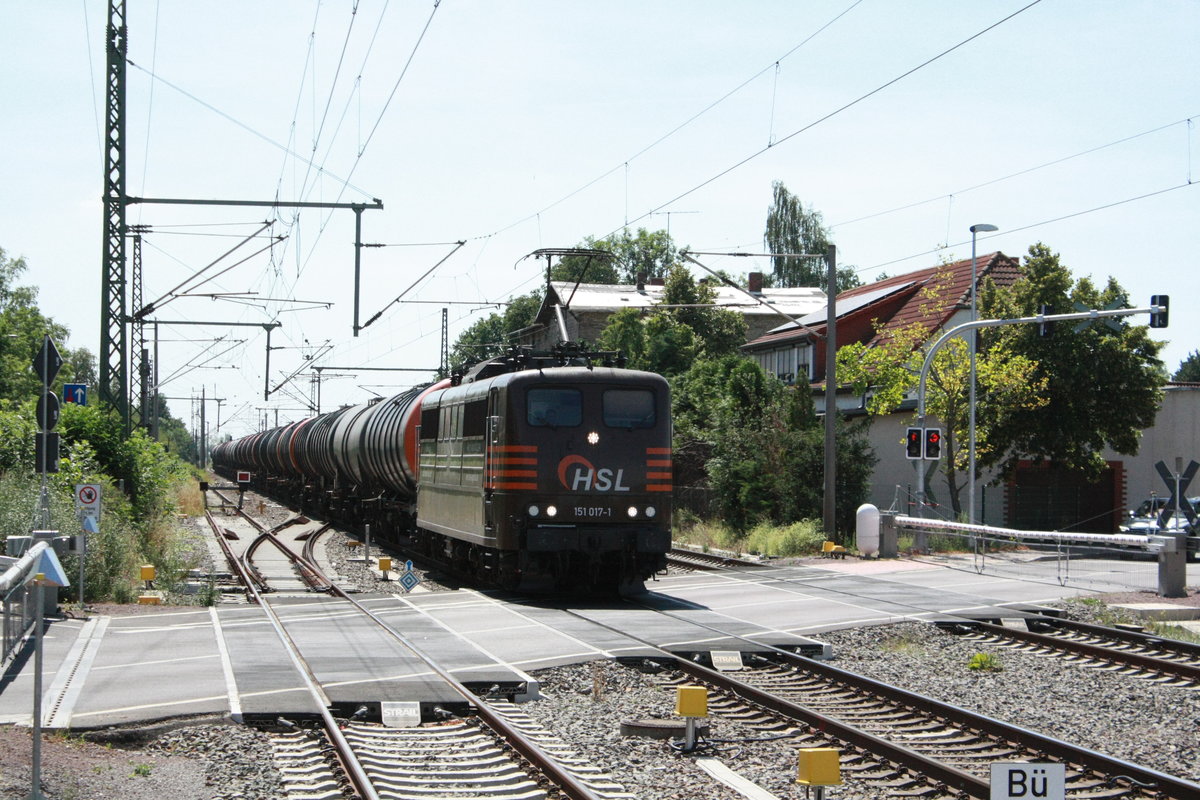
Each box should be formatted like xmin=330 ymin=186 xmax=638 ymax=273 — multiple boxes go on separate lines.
xmin=558 ymin=455 xmax=631 ymax=492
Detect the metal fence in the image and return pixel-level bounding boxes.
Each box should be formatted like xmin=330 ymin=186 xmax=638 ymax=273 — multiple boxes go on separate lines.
xmin=1 ymin=542 xmax=49 ymax=666
xmin=894 ymin=516 xmax=1166 ymax=594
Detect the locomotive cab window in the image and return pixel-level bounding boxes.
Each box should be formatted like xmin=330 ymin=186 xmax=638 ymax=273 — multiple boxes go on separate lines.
xmin=603 ymin=389 xmax=655 ymax=429
xmin=527 ymin=388 xmax=581 ymax=428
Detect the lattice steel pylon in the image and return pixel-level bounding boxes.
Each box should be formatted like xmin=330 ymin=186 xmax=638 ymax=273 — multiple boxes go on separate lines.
xmin=440 ymin=307 xmax=449 ymax=376
xmin=130 ymin=230 xmax=149 ymax=427
xmin=100 ymin=0 xmax=128 ymax=426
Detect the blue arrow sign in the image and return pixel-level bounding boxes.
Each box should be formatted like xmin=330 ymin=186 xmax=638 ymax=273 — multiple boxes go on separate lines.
xmin=63 ymin=384 xmax=88 ymax=405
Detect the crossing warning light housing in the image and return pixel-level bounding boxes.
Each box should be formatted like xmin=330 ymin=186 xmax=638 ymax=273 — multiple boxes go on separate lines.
xmin=924 ymin=428 xmax=942 ymax=460
xmin=905 ymin=428 xmax=923 ymax=460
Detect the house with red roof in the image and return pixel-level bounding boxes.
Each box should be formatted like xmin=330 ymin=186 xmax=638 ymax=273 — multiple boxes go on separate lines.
xmin=743 ymin=252 xmax=1195 ymax=534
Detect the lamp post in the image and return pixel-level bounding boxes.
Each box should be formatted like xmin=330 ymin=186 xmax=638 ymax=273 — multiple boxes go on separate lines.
xmin=968 ymin=223 xmax=998 ymax=526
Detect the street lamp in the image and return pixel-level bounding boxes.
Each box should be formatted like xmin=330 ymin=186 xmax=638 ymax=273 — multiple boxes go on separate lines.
xmin=968 ymin=223 xmax=998 ymax=526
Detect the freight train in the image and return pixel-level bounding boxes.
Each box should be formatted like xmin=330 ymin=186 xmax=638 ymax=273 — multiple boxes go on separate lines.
xmin=211 ymin=347 xmax=673 ymax=592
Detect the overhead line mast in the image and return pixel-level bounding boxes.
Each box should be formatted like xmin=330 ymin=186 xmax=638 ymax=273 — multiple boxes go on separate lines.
xmin=101 ymin=0 xmax=128 ymax=423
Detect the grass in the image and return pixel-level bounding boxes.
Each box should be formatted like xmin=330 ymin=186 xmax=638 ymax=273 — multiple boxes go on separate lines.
xmin=879 ymin=628 xmax=926 ymax=656
xmin=673 ymin=516 xmax=830 ymax=558
xmin=1146 ymin=622 xmax=1200 ymax=645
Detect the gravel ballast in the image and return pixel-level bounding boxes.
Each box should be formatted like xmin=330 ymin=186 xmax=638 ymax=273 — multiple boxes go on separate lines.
xmin=6 ymin=501 xmax=1197 ymax=799
xmin=520 ymin=618 xmax=1200 ymax=799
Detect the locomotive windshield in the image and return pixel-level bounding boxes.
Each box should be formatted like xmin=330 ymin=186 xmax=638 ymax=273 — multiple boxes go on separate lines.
xmin=527 ymin=388 xmax=582 ymax=427
xmin=603 ymin=389 xmax=656 ymax=428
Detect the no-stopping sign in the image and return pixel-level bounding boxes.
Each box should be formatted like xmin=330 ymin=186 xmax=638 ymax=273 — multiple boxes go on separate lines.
xmin=75 ymin=483 xmax=102 ymax=516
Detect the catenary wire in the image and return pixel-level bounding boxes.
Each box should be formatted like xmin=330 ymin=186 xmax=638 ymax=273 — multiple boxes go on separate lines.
xmin=479 ymin=0 xmax=865 ymax=240
xmin=603 ymin=0 xmax=1045 ymax=241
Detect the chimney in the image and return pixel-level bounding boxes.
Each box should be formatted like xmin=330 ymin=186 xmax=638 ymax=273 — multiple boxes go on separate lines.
xmin=636 ymin=272 xmax=647 ymax=292
xmin=748 ymin=271 xmax=763 ymax=294
xmin=650 ymin=277 xmax=665 ymax=286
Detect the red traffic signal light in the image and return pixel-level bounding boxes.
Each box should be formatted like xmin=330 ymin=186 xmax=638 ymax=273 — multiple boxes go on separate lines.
xmin=924 ymin=428 xmax=942 ymax=460
xmin=905 ymin=428 xmax=923 ymax=459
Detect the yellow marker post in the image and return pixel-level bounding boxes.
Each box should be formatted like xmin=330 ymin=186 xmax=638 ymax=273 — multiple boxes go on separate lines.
xmin=139 ymin=565 xmax=159 ymax=604
xmin=675 ymin=686 xmax=707 ymax=751
xmin=378 ymin=557 xmax=392 ymax=579
xmin=797 ymin=747 xmax=841 ymax=799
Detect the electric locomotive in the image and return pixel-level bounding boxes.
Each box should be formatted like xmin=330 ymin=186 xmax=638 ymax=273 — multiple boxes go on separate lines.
xmin=212 ymin=348 xmax=672 ymax=592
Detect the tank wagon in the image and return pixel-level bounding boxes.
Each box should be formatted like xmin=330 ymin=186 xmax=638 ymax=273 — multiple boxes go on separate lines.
xmin=212 ymin=349 xmax=672 ymax=592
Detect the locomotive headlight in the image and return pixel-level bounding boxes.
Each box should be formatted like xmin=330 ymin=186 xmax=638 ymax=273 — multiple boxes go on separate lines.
xmin=528 ymin=505 xmax=540 ymax=517
xmin=587 ymin=431 xmax=600 ymax=445
xmin=546 ymin=505 xmax=558 ymax=518
xmin=645 ymin=506 xmax=657 ymax=518
xmin=627 ymin=506 xmax=638 ymax=518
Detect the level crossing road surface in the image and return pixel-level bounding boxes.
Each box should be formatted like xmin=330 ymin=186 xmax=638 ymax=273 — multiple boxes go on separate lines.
xmin=0 ymin=557 xmax=1148 ymax=729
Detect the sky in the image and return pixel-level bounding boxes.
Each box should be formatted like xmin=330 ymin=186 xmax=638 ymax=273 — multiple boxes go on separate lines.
xmin=2 ymin=1 xmax=1197 ymax=439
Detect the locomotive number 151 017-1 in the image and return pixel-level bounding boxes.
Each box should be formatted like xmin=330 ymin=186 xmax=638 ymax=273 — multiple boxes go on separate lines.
xmin=574 ymin=506 xmax=613 ymax=518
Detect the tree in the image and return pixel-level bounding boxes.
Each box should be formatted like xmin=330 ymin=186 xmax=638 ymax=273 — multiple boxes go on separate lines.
xmin=837 ymin=266 xmax=1048 ymax=516
xmin=552 ymin=228 xmax=678 ymax=285
xmin=448 ymin=292 xmax=543 ymax=369
xmin=1174 ymin=350 xmax=1200 ymax=382
xmin=979 ymin=243 xmax=1166 ymax=479
xmin=595 ymin=266 xmax=746 ymax=376
xmin=673 ymin=356 xmax=874 ymax=533
xmin=763 ymin=181 xmax=862 ymax=293
xmin=0 ymin=248 xmax=72 ymax=407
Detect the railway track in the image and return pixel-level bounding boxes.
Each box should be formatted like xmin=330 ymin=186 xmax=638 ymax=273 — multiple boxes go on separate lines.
xmin=201 ymin=487 xmax=623 ymax=800
xmin=665 ymin=547 xmax=767 ymax=571
xmin=556 ymin=606 xmax=1200 ymax=800
xmin=943 ymin=616 xmax=1200 ymax=688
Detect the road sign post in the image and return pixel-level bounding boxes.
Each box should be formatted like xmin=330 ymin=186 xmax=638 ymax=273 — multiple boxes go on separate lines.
xmin=74 ymin=484 xmax=101 ymax=609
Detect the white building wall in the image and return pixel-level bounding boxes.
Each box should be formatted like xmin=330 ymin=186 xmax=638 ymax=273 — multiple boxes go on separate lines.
xmin=1101 ymin=384 xmax=1200 ymax=509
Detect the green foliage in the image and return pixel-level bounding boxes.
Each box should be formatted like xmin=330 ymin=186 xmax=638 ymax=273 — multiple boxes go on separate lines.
xmin=56 ymin=402 xmax=188 ymax=523
xmin=596 ymin=267 xmax=746 ymax=377
xmin=553 ymin=228 xmax=678 ymax=284
xmin=0 ymin=248 xmax=79 ymax=407
xmin=837 ymin=265 xmax=1048 ymax=515
xmin=967 ymin=652 xmax=1002 ymax=671
xmin=449 ymin=291 xmax=543 ymax=370
xmin=672 ymin=517 xmax=825 ymax=557
xmin=0 ymin=411 xmax=36 ymax=472
xmin=0 ymin=245 xmax=207 ymax=603
xmin=673 ymin=356 xmax=874 ymax=534
xmin=743 ymin=519 xmax=826 ymax=556
xmin=1174 ymin=350 xmax=1200 ymax=382
xmin=980 ymin=243 xmax=1166 ymax=479
xmin=131 ymin=763 xmax=153 ymax=778
xmin=763 ymin=181 xmax=861 ymax=293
